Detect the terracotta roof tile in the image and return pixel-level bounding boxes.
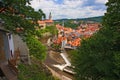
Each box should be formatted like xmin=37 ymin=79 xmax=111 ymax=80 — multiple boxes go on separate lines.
xmin=44 ymin=19 xmax=53 ymax=23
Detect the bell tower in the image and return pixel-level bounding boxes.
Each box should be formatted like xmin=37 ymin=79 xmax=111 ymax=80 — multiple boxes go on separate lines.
xmin=49 ymin=12 xmax=52 ymax=20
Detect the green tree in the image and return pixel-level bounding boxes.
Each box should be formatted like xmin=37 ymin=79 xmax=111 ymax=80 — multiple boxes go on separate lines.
xmin=18 ymin=59 xmax=56 ymax=80
xmin=0 ymin=0 xmax=47 ymax=60
xmin=73 ymin=0 xmax=120 ymax=80
xmin=25 ymin=35 xmax=46 ymax=61
xmin=0 ymin=1 xmax=55 ymax=80
xmin=46 ymin=25 xmax=58 ymax=36
xmin=0 ymin=0 xmax=45 ymax=31
xmin=64 ymin=20 xmax=79 ymax=29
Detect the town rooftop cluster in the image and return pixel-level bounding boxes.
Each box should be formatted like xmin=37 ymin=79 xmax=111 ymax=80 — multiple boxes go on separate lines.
xmin=54 ymin=23 xmax=101 ymax=49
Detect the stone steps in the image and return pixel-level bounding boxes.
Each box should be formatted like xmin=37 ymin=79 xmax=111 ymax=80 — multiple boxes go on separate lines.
xmin=0 ymin=62 xmax=17 ymax=80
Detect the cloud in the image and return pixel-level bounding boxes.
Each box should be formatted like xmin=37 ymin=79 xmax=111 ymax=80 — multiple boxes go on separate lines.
xmin=30 ymin=0 xmax=107 ymax=20
xmin=95 ymin=0 xmax=108 ymax=4
xmin=53 ymin=0 xmax=64 ymax=4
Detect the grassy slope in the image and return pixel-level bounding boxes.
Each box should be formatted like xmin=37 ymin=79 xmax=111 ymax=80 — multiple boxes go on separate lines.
xmin=18 ymin=57 xmax=59 ymax=80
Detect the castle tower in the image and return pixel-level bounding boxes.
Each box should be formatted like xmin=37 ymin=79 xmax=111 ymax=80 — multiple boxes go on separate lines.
xmin=49 ymin=12 xmax=52 ymax=20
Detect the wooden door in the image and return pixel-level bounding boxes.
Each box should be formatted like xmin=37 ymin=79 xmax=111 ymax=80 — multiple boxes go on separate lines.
xmin=0 ymin=32 xmax=6 ymax=61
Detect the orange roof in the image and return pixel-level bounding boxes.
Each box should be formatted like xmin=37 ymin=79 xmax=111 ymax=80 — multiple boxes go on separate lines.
xmin=67 ymin=38 xmax=81 ymax=47
xmin=44 ymin=19 xmax=53 ymax=23
xmin=37 ymin=20 xmax=45 ymax=24
xmin=54 ymin=23 xmax=100 ymax=46
xmin=53 ymin=36 xmax=67 ymax=44
xmin=38 ymin=19 xmax=54 ymax=24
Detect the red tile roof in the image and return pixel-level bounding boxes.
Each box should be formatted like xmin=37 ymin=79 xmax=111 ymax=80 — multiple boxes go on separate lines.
xmin=37 ymin=21 xmax=45 ymax=24
xmin=54 ymin=23 xmax=100 ymax=47
xmin=44 ymin=19 xmax=53 ymax=23
xmin=38 ymin=19 xmax=54 ymax=24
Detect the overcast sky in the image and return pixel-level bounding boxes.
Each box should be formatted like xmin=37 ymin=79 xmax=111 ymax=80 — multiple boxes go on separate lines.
xmin=30 ymin=0 xmax=108 ymax=20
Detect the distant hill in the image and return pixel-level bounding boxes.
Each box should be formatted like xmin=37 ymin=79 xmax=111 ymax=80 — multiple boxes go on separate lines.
xmin=54 ymin=16 xmax=103 ymax=29
xmin=77 ymin=16 xmax=103 ymax=22
xmin=54 ymin=16 xmax=103 ymax=22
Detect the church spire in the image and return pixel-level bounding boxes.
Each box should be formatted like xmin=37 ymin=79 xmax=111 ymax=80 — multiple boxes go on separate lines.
xmin=49 ymin=12 xmax=52 ymax=20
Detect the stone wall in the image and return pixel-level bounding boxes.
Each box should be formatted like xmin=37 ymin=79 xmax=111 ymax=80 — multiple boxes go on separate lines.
xmin=13 ymin=35 xmax=31 ymax=64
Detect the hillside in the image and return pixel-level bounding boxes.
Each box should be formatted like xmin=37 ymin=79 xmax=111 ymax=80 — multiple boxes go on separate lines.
xmin=54 ymin=16 xmax=103 ymax=29
xmin=54 ymin=16 xmax=103 ymax=22
xmin=77 ymin=16 xmax=103 ymax=22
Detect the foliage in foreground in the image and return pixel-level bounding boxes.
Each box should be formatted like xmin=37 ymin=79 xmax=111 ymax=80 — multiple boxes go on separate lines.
xmin=18 ymin=58 xmax=57 ymax=80
xmin=0 ymin=0 xmax=47 ymax=61
xmin=46 ymin=25 xmax=58 ymax=36
xmin=0 ymin=1 xmax=56 ymax=80
xmin=73 ymin=0 xmax=120 ymax=80
xmin=25 ymin=35 xmax=46 ymax=61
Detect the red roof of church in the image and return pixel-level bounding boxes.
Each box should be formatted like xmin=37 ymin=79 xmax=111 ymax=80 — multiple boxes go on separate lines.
xmin=37 ymin=21 xmax=45 ymax=24
xmin=37 ymin=19 xmax=53 ymax=24
xmin=44 ymin=19 xmax=53 ymax=23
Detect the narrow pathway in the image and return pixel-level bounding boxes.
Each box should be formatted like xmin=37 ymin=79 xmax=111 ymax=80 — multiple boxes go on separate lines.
xmin=53 ymin=53 xmax=71 ymax=71
xmin=44 ymin=50 xmax=74 ymax=80
xmin=44 ymin=38 xmax=74 ymax=80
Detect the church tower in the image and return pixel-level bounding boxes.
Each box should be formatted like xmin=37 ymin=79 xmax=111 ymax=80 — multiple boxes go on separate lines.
xmin=49 ymin=12 xmax=52 ymax=20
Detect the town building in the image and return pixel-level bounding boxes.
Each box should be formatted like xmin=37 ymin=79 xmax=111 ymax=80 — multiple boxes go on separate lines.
xmin=0 ymin=28 xmax=18 ymax=80
xmin=0 ymin=20 xmax=30 ymax=80
xmin=37 ymin=12 xmax=54 ymax=29
xmin=53 ymin=23 xmax=100 ymax=49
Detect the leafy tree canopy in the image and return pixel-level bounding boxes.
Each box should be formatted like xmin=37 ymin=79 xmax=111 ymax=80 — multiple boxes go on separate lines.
xmin=46 ymin=25 xmax=58 ymax=36
xmin=0 ymin=0 xmax=47 ymax=61
xmin=73 ymin=0 xmax=120 ymax=80
xmin=0 ymin=0 xmax=45 ymax=32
